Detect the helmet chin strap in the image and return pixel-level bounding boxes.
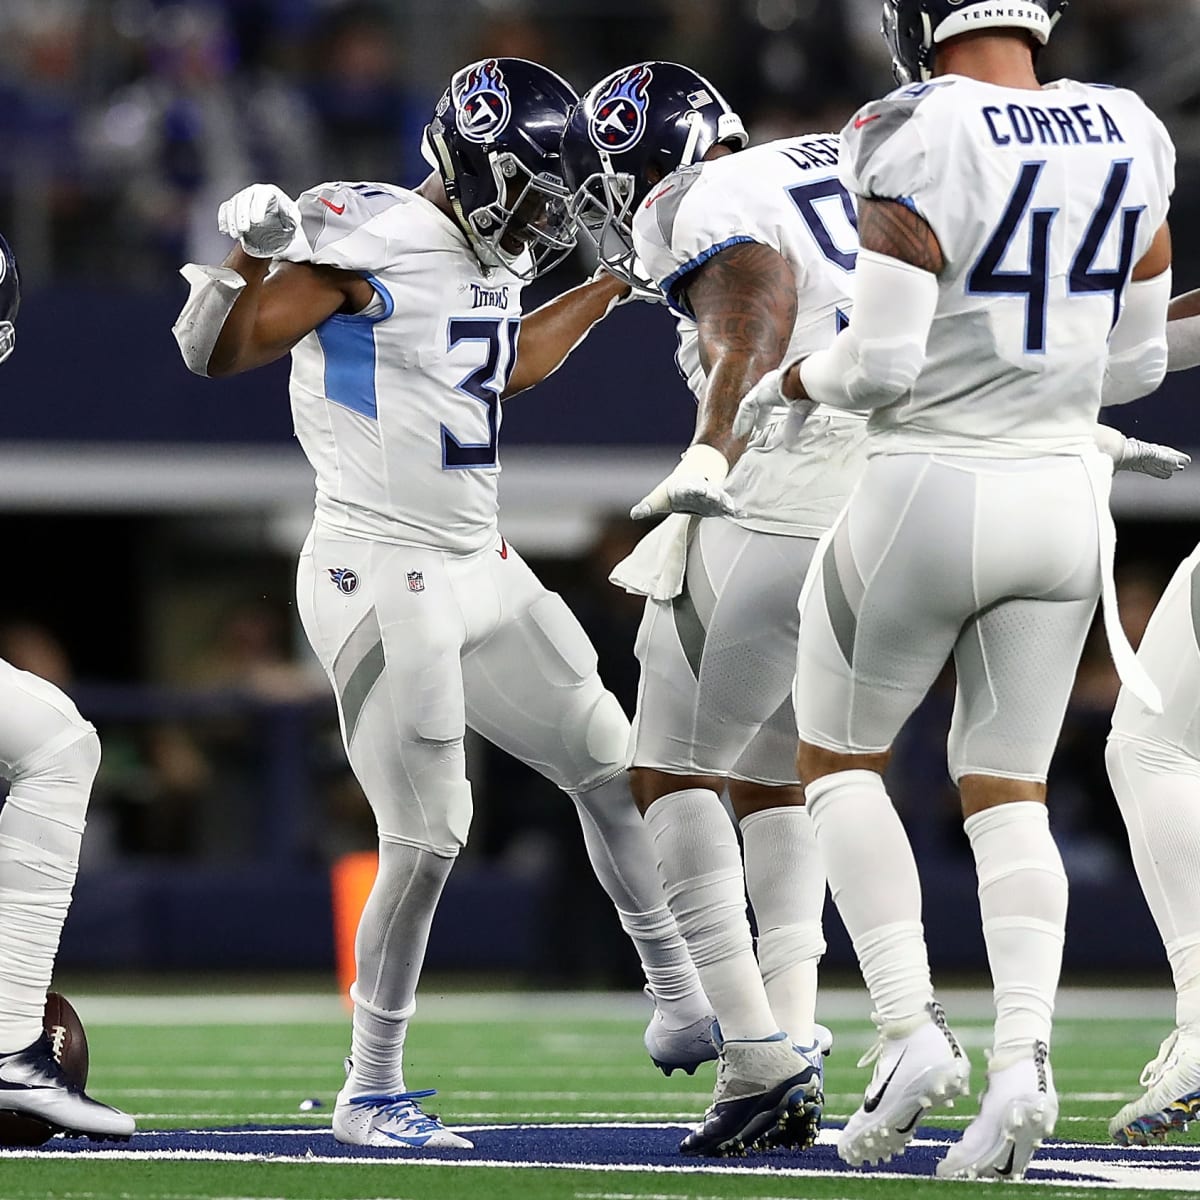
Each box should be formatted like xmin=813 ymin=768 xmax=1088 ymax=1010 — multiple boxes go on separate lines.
xmin=425 ymin=121 xmax=498 ymax=269
xmin=680 ymin=110 xmax=705 ymax=167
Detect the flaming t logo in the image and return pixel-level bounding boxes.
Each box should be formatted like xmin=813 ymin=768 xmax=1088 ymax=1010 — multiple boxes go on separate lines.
xmin=457 ymin=58 xmax=511 ymax=144
xmin=588 ymin=65 xmax=653 ymax=154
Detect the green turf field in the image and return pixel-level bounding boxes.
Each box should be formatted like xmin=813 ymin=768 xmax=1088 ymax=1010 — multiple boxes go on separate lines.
xmin=3 ymin=986 xmax=1198 ymax=1200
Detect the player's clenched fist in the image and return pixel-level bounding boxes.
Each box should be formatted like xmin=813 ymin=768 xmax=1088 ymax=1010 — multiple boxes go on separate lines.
xmin=217 ymin=183 xmax=301 ymax=259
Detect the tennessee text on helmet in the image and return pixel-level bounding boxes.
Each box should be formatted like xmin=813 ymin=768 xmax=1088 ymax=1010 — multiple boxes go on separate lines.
xmin=422 ymin=58 xmax=579 ymax=280
xmin=882 ymin=1 xmax=1069 ymax=84
xmin=561 ymin=62 xmax=746 ymax=301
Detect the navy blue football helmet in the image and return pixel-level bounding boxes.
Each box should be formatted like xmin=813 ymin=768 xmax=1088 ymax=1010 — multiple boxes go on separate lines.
xmin=0 ymin=235 xmax=17 ymax=364
xmin=883 ymin=0 xmax=1069 ymax=84
xmin=560 ymin=62 xmax=747 ymax=299
xmin=422 ymin=58 xmax=579 ymax=279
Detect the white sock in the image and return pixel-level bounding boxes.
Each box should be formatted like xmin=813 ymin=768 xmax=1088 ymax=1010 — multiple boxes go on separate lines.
xmin=643 ymin=789 xmax=778 ymax=1042
xmin=345 ymin=994 xmax=414 ymax=1096
xmin=806 ymin=770 xmax=933 ymax=1026
xmin=740 ymin=807 xmax=826 ymax=1046
xmin=571 ymin=773 xmax=709 ymax=1025
xmin=345 ymin=839 xmax=455 ymax=1093
xmin=964 ymin=801 xmax=1066 ymax=1064
xmin=1107 ymin=738 xmax=1200 ymax=1029
xmin=0 ymin=731 xmax=97 ymax=1054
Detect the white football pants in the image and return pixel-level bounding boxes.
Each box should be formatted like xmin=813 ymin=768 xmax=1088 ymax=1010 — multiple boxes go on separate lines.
xmin=795 ymin=453 xmax=1101 ymax=781
xmin=0 ymin=660 xmax=98 ymax=1052
xmin=630 ymin=518 xmax=817 ymax=784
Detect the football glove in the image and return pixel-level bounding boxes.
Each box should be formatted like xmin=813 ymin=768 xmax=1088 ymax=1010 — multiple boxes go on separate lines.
xmin=217 ymin=183 xmax=301 ymax=259
xmin=1119 ymin=437 xmax=1190 ymax=479
xmin=732 ymin=367 xmax=816 ymax=441
xmin=631 ymin=445 xmax=741 ymax=521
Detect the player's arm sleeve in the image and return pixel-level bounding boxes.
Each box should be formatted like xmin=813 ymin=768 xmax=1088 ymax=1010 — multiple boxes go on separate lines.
xmin=1167 ymin=290 xmax=1200 ymax=372
xmin=1101 ymin=269 xmax=1172 ymax=406
xmin=796 ymin=94 xmax=943 ymax=410
xmin=797 ymin=248 xmax=938 ymax=410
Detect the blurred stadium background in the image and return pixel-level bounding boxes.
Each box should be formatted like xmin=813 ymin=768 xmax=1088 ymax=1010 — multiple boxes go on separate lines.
xmin=0 ymin=0 xmax=1198 ymax=988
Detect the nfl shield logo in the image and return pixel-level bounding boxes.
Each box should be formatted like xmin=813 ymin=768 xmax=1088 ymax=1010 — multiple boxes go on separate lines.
xmin=406 ymin=570 xmax=425 ymax=593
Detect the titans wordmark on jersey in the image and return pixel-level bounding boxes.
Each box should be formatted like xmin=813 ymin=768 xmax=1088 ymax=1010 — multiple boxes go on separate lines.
xmin=279 ymin=181 xmax=524 ymax=554
xmin=631 ymin=136 xmax=869 ymax=540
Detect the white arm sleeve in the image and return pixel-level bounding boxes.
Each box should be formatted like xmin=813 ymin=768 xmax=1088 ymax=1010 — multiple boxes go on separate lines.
xmin=1101 ymin=270 xmax=1171 ymax=406
xmin=1167 ymin=311 xmax=1200 ymax=373
xmin=172 ymin=263 xmax=248 ymax=377
xmin=798 ymin=248 xmax=939 ymax=411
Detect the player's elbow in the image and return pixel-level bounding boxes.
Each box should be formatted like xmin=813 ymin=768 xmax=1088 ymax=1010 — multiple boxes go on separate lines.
xmin=1101 ymin=339 xmax=1169 ymax=407
xmin=802 ymin=334 xmax=924 ymax=412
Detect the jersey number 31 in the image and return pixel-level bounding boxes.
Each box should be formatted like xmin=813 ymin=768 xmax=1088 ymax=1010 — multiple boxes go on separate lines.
xmin=442 ymin=317 xmax=520 ymax=469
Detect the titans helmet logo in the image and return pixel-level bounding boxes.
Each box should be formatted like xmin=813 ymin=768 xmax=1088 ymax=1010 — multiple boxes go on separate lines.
xmin=588 ymin=65 xmax=653 ymax=154
xmin=457 ymin=59 xmax=511 ymax=144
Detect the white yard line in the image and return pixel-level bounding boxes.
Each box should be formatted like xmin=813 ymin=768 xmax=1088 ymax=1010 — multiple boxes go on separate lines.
xmin=70 ymin=988 xmax=1177 ymax=1027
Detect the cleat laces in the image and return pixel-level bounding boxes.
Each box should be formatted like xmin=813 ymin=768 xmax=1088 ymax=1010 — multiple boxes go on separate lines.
xmin=1139 ymin=1031 xmax=1181 ymax=1091
xmin=349 ymin=1088 xmax=444 ymax=1135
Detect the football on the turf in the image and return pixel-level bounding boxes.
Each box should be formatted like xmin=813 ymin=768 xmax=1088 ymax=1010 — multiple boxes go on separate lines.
xmin=0 ymin=992 xmax=90 ymax=1147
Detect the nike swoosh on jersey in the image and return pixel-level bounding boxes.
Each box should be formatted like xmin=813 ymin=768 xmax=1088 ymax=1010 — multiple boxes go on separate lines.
xmin=862 ymin=1050 xmax=906 ymax=1113
xmin=854 ymin=114 xmax=883 ymax=129
xmin=644 ymin=184 xmax=676 ymax=209
xmin=319 ymin=197 xmax=346 ymax=215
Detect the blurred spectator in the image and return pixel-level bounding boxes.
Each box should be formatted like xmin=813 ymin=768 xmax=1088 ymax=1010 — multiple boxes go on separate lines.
xmin=82 ymin=2 xmax=318 ymax=280
xmin=306 ymin=3 xmax=426 ymax=188
xmin=0 ymin=0 xmax=1189 ymax=283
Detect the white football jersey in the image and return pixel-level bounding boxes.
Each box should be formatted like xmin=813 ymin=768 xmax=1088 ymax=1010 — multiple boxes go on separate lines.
xmin=840 ymin=77 xmax=1175 ymax=454
xmin=278 ymin=182 xmax=524 ymax=554
xmin=632 ymin=137 xmax=869 ymax=539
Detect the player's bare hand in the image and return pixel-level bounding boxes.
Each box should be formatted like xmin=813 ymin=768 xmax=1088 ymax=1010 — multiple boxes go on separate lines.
xmin=631 ymin=445 xmax=742 ymax=521
xmin=217 ymin=184 xmax=301 ymax=259
xmin=733 ymin=367 xmax=815 ymax=441
xmin=1120 ymin=438 xmax=1190 ymax=479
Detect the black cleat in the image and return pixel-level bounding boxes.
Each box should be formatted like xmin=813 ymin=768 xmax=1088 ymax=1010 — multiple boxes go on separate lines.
xmin=0 ymin=1034 xmax=134 ymax=1142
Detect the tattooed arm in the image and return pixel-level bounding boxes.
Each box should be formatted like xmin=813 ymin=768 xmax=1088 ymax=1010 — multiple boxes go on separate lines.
xmin=682 ymin=241 xmax=798 ymax=461
xmin=627 ymin=241 xmax=795 ymax=520
xmin=767 ymin=197 xmax=944 ymax=411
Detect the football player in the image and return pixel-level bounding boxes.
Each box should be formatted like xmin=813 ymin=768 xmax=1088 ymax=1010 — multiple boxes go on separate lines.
xmin=172 ymin=58 xmax=711 ymax=1150
xmin=0 ymin=237 xmax=135 ymax=1141
xmin=734 ymin=0 xmax=1175 ymax=1179
xmin=561 ymin=63 xmax=864 ymax=1157
xmin=1106 ymin=288 xmax=1200 ymax=1146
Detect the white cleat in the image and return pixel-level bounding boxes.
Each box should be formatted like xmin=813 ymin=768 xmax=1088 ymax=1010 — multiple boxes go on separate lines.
xmin=644 ymin=1007 xmax=718 ymax=1077
xmin=332 ymin=1085 xmax=473 ymax=1150
xmin=937 ymin=1041 xmax=1057 ymax=1180
xmin=1109 ymin=1027 xmax=1200 ymax=1146
xmin=838 ymin=1000 xmax=970 ymax=1168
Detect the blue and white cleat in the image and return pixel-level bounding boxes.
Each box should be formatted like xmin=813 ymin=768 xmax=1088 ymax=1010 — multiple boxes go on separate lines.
xmin=1110 ymin=1027 xmax=1200 ymax=1146
xmin=644 ymin=1008 xmax=718 ymax=1077
xmin=332 ymin=1086 xmax=474 ymax=1149
xmin=679 ymin=1031 xmax=823 ymax=1157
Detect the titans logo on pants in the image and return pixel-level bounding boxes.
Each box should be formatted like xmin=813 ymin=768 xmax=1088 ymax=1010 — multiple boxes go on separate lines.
xmin=457 ymin=59 xmax=511 ymax=144
xmin=328 ymin=568 xmax=359 ymax=595
xmin=588 ymin=64 xmax=653 ymax=154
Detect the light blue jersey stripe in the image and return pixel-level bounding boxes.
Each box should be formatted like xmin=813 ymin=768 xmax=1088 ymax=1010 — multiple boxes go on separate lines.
xmin=314 ymin=275 xmax=395 ymax=421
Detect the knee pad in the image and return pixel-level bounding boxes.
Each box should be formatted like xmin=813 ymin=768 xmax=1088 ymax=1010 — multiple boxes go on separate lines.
xmin=562 ymin=686 xmax=630 ymax=790
xmin=372 ymin=739 xmax=474 ymax=856
xmin=5 ymin=727 xmax=100 ymax=844
xmin=757 ymin=921 xmax=826 ymax=984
